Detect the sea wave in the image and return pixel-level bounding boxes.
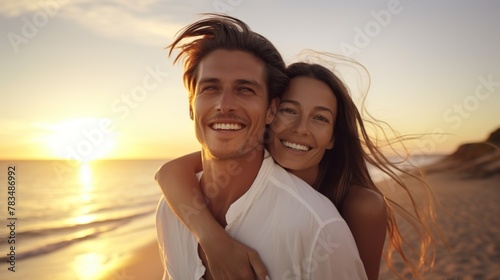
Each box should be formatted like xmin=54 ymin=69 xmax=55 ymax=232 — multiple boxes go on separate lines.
xmin=14 ymin=210 xmax=155 ymax=238
xmin=0 ymin=223 xmax=120 ymax=262
xmin=0 ymin=209 xmax=156 ymax=262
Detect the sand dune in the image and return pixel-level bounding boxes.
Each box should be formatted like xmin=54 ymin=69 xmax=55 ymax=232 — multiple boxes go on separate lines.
xmin=427 ymin=127 xmax=500 ymax=178
xmin=378 ymin=127 xmax=500 ymax=279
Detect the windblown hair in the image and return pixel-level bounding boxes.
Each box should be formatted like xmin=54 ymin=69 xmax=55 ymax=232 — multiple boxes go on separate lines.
xmin=284 ymin=61 xmax=440 ymax=279
xmin=166 ymin=13 xmax=289 ymax=106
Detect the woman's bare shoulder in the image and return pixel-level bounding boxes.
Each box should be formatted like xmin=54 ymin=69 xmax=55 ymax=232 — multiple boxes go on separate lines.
xmin=342 ymin=185 xmax=386 ymax=222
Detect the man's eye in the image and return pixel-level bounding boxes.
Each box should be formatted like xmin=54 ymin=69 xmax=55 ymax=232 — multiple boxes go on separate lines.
xmin=200 ymin=86 xmax=218 ymax=92
xmin=237 ymin=87 xmax=254 ymax=93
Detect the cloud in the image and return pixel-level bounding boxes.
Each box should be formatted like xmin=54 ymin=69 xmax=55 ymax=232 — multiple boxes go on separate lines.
xmin=0 ymin=118 xmax=52 ymax=144
xmin=0 ymin=0 xmax=43 ymax=17
xmin=0 ymin=0 xmax=190 ymax=46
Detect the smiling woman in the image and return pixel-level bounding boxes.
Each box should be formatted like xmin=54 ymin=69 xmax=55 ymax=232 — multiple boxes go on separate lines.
xmin=44 ymin=117 xmax=116 ymax=161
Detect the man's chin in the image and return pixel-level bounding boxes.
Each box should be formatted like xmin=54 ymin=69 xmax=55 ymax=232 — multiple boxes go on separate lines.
xmin=203 ymin=147 xmax=242 ymax=160
xmin=204 ymin=145 xmax=261 ymax=161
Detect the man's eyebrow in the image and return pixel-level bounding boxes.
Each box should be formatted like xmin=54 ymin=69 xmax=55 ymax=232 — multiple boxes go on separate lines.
xmin=198 ymin=78 xmax=219 ymax=84
xmin=197 ymin=78 xmax=263 ymax=89
xmin=235 ymin=79 xmax=264 ymax=90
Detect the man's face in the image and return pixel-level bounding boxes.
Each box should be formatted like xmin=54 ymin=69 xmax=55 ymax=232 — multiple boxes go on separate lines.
xmin=191 ymin=49 xmax=276 ymax=160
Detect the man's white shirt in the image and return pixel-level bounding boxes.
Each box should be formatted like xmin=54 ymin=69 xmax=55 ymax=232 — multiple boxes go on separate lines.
xmin=156 ymin=150 xmax=367 ymax=280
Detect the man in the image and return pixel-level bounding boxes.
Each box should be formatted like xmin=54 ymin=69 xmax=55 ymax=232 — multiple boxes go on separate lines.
xmin=156 ymin=14 xmax=367 ymax=280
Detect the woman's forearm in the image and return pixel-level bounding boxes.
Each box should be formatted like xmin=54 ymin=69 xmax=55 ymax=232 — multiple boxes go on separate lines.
xmin=155 ymin=152 xmax=226 ymax=244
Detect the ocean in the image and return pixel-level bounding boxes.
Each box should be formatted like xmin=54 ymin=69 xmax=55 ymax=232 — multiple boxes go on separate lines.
xmin=0 ymin=159 xmax=166 ymax=280
xmin=0 ymin=154 xmax=444 ymax=279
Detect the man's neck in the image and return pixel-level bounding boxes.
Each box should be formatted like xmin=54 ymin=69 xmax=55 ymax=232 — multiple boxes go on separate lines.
xmin=200 ymin=147 xmax=265 ymax=226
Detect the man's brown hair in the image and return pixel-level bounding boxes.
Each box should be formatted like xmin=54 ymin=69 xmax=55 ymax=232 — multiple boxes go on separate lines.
xmin=167 ymin=14 xmax=288 ymax=105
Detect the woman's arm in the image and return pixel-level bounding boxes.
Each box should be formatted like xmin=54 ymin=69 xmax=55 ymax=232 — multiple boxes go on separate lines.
xmin=155 ymin=152 xmax=210 ymax=237
xmin=342 ymin=186 xmax=387 ymax=280
xmin=155 ymin=152 xmax=269 ymax=280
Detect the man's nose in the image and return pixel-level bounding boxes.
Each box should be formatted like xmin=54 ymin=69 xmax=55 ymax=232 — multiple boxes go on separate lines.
xmin=215 ymin=89 xmax=237 ymax=113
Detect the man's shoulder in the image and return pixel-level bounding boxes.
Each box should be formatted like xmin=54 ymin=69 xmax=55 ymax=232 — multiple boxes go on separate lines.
xmin=155 ymin=196 xmax=172 ymax=225
xmin=266 ymin=163 xmax=326 ymax=200
xmin=265 ymin=163 xmax=342 ymax=223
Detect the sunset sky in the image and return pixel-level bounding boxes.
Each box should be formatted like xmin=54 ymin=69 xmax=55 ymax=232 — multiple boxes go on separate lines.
xmin=1 ymin=0 xmax=499 ymax=160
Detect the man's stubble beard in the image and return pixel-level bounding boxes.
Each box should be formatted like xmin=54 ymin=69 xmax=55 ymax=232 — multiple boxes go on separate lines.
xmin=203 ymin=128 xmax=267 ymax=161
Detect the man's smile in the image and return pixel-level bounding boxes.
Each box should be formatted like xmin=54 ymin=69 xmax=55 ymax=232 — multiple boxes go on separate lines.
xmin=210 ymin=123 xmax=244 ymax=131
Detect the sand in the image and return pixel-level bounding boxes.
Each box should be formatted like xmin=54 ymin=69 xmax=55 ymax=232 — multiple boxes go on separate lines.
xmin=378 ymin=166 xmax=500 ymax=279
xmin=98 ymin=241 xmax=164 ymax=280
xmin=107 ymin=158 xmax=500 ymax=280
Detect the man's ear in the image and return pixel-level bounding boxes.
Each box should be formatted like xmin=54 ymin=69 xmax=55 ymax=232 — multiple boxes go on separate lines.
xmin=266 ymin=98 xmax=279 ymax=125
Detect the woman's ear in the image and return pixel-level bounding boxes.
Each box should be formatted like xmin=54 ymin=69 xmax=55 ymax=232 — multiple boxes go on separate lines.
xmin=327 ymin=136 xmax=335 ymax=150
xmin=266 ymin=98 xmax=279 ymax=125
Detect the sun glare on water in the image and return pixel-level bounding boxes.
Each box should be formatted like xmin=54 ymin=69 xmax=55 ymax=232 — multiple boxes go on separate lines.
xmin=44 ymin=118 xmax=116 ymax=162
xmin=72 ymin=162 xmax=96 ymax=222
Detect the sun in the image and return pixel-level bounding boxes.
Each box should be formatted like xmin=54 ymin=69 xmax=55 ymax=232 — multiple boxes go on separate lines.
xmin=44 ymin=118 xmax=116 ymax=161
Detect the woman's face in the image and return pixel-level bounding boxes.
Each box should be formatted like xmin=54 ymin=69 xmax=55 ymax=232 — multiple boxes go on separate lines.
xmin=268 ymin=76 xmax=337 ymax=174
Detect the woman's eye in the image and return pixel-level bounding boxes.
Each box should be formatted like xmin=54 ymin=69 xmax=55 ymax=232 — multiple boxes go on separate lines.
xmin=279 ymin=107 xmax=296 ymax=114
xmin=314 ymin=115 xmax=329 ymax=123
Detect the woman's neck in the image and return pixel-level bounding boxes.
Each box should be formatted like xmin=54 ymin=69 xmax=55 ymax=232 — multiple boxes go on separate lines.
xmin=288 ymin=165 xmax=319 ymax=187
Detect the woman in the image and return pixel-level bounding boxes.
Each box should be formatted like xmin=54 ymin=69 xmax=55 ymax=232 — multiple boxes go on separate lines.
xmin=156 ymin=61 xmax=438 ymax=280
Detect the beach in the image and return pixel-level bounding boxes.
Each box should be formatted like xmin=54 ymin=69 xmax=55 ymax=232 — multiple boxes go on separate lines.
xmin=98 ymin=241 xmax=163 ymax=280
xmin=104 ymin=160 xmax=499 ymax=279
xmin=377 ymin=163 xmax=500 ymax=279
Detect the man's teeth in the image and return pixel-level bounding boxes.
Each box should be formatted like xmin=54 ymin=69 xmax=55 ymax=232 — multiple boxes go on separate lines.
xmin=282 ymin=141 xmax=310 ymax=151
xmin=212 ymin=123 xmax=242 ymax=130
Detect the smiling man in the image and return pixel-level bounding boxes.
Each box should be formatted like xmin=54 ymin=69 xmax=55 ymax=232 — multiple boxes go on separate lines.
xmin=192 ymin=49 xmax=272 ymax=164
xmin=155 ymin=14 xmax=367 ymax=280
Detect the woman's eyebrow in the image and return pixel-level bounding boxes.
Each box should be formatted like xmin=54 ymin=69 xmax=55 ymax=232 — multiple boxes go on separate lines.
xmin=279 ymin=99 xmax=299 ymax=105
xmin=314 ymin=106 xmax=335 ymax=116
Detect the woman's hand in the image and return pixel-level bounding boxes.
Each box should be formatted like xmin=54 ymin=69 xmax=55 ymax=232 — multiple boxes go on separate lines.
xmin=200 ymin=232 xmax=269 ymax=280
